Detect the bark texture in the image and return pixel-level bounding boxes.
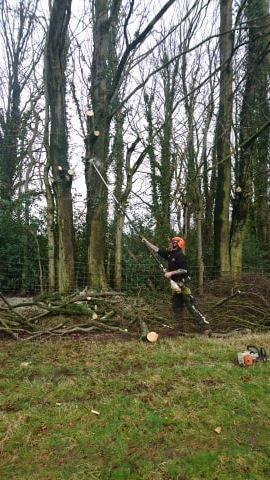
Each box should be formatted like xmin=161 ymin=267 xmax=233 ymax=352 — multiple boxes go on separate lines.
xmin=85 ymin=0 xmax=116 ymax=289
xmin=230 ymin=0 xmax=270 ymax=275
xmin=213 ymin=0 xmax=233 ymax=276
xmin=45 ymin=0 xmax=75 ymax=293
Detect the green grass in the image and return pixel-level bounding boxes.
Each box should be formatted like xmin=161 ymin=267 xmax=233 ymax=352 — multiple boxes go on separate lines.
xmin=0 ymin=333 xmax=270 ymax=479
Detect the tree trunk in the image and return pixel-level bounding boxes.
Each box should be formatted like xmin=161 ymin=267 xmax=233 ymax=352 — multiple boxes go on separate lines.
xmin=252 ymin=1 xmax=270 ymax=268
xmin=202 ymin=83 xmax=215 ymax=246
xmin=85 ymin=119 xmax=110 ymax=292
xmin=0 ymin=0 xmax=41 ymax=204
xmin=254 ymin=113 xmax=270 ymax=266
xmin=197 ymin=207 xmax=204 ymax=295
xmin=44 ymin=164 xmax=57 ymax=291
xmin=21 ymin=196 xmax=30 ymax=293
xmin=144 ymin=90 xmax=160 ymax=232
xmin=85 ymin=0 xmax=115 ymax=290
xmin=45 ymin=0 xmax=75 ymax=293
xmin=0 ymin=53 xmax=20 ymax=202
xmin=213 ymin=0 xmax=233 ymax=276
xmin=85 ymin=0 xmax=175 ymax=288
xmin=112 ymin=110 xmax=125 ymax=290
xmin=114 ymin=213 xmax=125 ymax=290
xmin=230 ymin=0 xmax=270 ymax=275
xmin=145 ymin=55 xmax=179 ymax=243
xmin=44 ymin=68 xmax=57 ymax=292
xmin=157 ymin=59 xmax=177 ymax=240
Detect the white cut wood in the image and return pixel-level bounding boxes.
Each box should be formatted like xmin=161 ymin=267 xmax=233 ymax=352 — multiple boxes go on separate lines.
xmin=146 ymin=331 xmax=159 ymax=343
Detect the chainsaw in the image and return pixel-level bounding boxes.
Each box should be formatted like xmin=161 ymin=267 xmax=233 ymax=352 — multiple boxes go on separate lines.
xmin=237 ymin=345 xmax=268 ymax=366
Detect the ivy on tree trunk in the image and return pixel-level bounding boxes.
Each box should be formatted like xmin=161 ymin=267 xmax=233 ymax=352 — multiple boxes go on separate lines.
xmin=213 ymin=0 xmax=233 ymax=276
xmin=44 ymin=0 xmax=75 ymax=293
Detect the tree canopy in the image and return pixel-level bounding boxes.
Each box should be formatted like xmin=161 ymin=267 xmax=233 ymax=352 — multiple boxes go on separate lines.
xmin=0 ymin=0 xmax=269 ymax=294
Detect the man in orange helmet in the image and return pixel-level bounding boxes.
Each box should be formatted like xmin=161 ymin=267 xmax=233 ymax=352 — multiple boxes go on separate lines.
xmin=142 ymin=235 xmax=210 ymax=334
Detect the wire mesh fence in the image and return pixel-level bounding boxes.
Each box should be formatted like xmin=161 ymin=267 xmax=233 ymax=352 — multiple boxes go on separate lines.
xmin=0 ymin=256 xmax=270 ymax=296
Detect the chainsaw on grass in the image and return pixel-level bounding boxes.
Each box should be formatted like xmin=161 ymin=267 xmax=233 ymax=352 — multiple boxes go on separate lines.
xmin=237 ymin=345 xmax=268 ymax=366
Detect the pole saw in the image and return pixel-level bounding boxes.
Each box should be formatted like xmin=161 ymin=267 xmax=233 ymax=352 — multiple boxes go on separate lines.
xmin=89 ymin=159 xmax=209 ymax=327
xmin=89 ymin=159 xmax=167 ymax=274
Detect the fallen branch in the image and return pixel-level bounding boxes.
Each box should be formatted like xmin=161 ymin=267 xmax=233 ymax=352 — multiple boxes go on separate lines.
xmin=209 ymin=290 xmax=241 ymax=310
xmin=77 ymin=290 xmax=125 ymax=298
xmin=0 ymin=319 xmax=19 ymax=339
xmin=0 ymin=292 xmax=34 ymax=330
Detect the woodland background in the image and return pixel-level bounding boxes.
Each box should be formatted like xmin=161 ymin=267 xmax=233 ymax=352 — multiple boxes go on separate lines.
xmin=0 ymin=0 xmax=269 ymax=296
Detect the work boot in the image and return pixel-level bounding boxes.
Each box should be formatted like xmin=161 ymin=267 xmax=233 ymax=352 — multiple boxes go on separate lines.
xmin=200 ymin=315 xmax=209 ymax=326
xmin=201 ymin=328 xmax=212 ymax=337
xmin=198 ymin=316 xmax=212 ymax=336
xmin=199 ymin=323 xmax=212 ymax=336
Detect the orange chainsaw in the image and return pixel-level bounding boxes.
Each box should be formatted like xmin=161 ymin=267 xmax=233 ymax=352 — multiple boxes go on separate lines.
xmin=237 ymin=345 xmax=268 ymax=366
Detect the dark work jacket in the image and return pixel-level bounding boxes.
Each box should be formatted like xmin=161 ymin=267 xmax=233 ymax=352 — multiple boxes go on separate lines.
xmin=158 ymin=247 xmax=188 ymax=282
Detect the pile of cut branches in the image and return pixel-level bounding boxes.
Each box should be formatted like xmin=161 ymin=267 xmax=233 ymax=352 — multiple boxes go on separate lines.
xmin=1 ymin=273 xmax=270 ymax=340
xmin=205 ymin=273 xmax=270 ymax=332
xmin=0 ymin=291 xmax=162 ymax=341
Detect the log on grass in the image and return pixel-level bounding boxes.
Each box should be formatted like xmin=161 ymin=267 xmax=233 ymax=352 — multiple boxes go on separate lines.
xmin=139 ymin=319 xmax=159 ymax=343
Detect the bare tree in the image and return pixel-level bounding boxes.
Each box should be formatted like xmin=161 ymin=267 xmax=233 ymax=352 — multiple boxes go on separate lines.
xmin=213 ymin=0 xmax=233 ymax=276
xmin=44 ymin=0 xmax=75 ymax=293
xmin=0 ymin=0 xmax=42 ymax=202
xmin=84 ymin=0 xmax=177 ymax=289
xmin=230 ymin=0 xmax=270 ymax=275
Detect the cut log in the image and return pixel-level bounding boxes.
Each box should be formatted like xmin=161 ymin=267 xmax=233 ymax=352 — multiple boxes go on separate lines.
xmin=139 ymin=319 xmax=158 ymax=343
xmin=146 ymin=331 xmax=159 ymax=343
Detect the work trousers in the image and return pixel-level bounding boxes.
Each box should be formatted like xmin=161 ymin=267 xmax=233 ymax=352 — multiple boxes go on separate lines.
xmin=171 ymin=293 xmax=185 ymax=322
xmin=171 ymin=291 xmax=208 ymax=328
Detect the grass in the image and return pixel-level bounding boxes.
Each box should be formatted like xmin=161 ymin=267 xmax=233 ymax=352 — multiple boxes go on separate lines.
xmin=0 ymin=333 xmax=270 ymax=479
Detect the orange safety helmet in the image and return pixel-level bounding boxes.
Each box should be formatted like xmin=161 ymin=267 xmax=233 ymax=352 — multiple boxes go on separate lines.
xmin=171 ymin=236 xmax=185 ymax=249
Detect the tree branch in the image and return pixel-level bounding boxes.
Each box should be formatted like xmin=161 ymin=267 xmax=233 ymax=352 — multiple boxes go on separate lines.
xmin=110 ymin=0 xmax=176 ymax=101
